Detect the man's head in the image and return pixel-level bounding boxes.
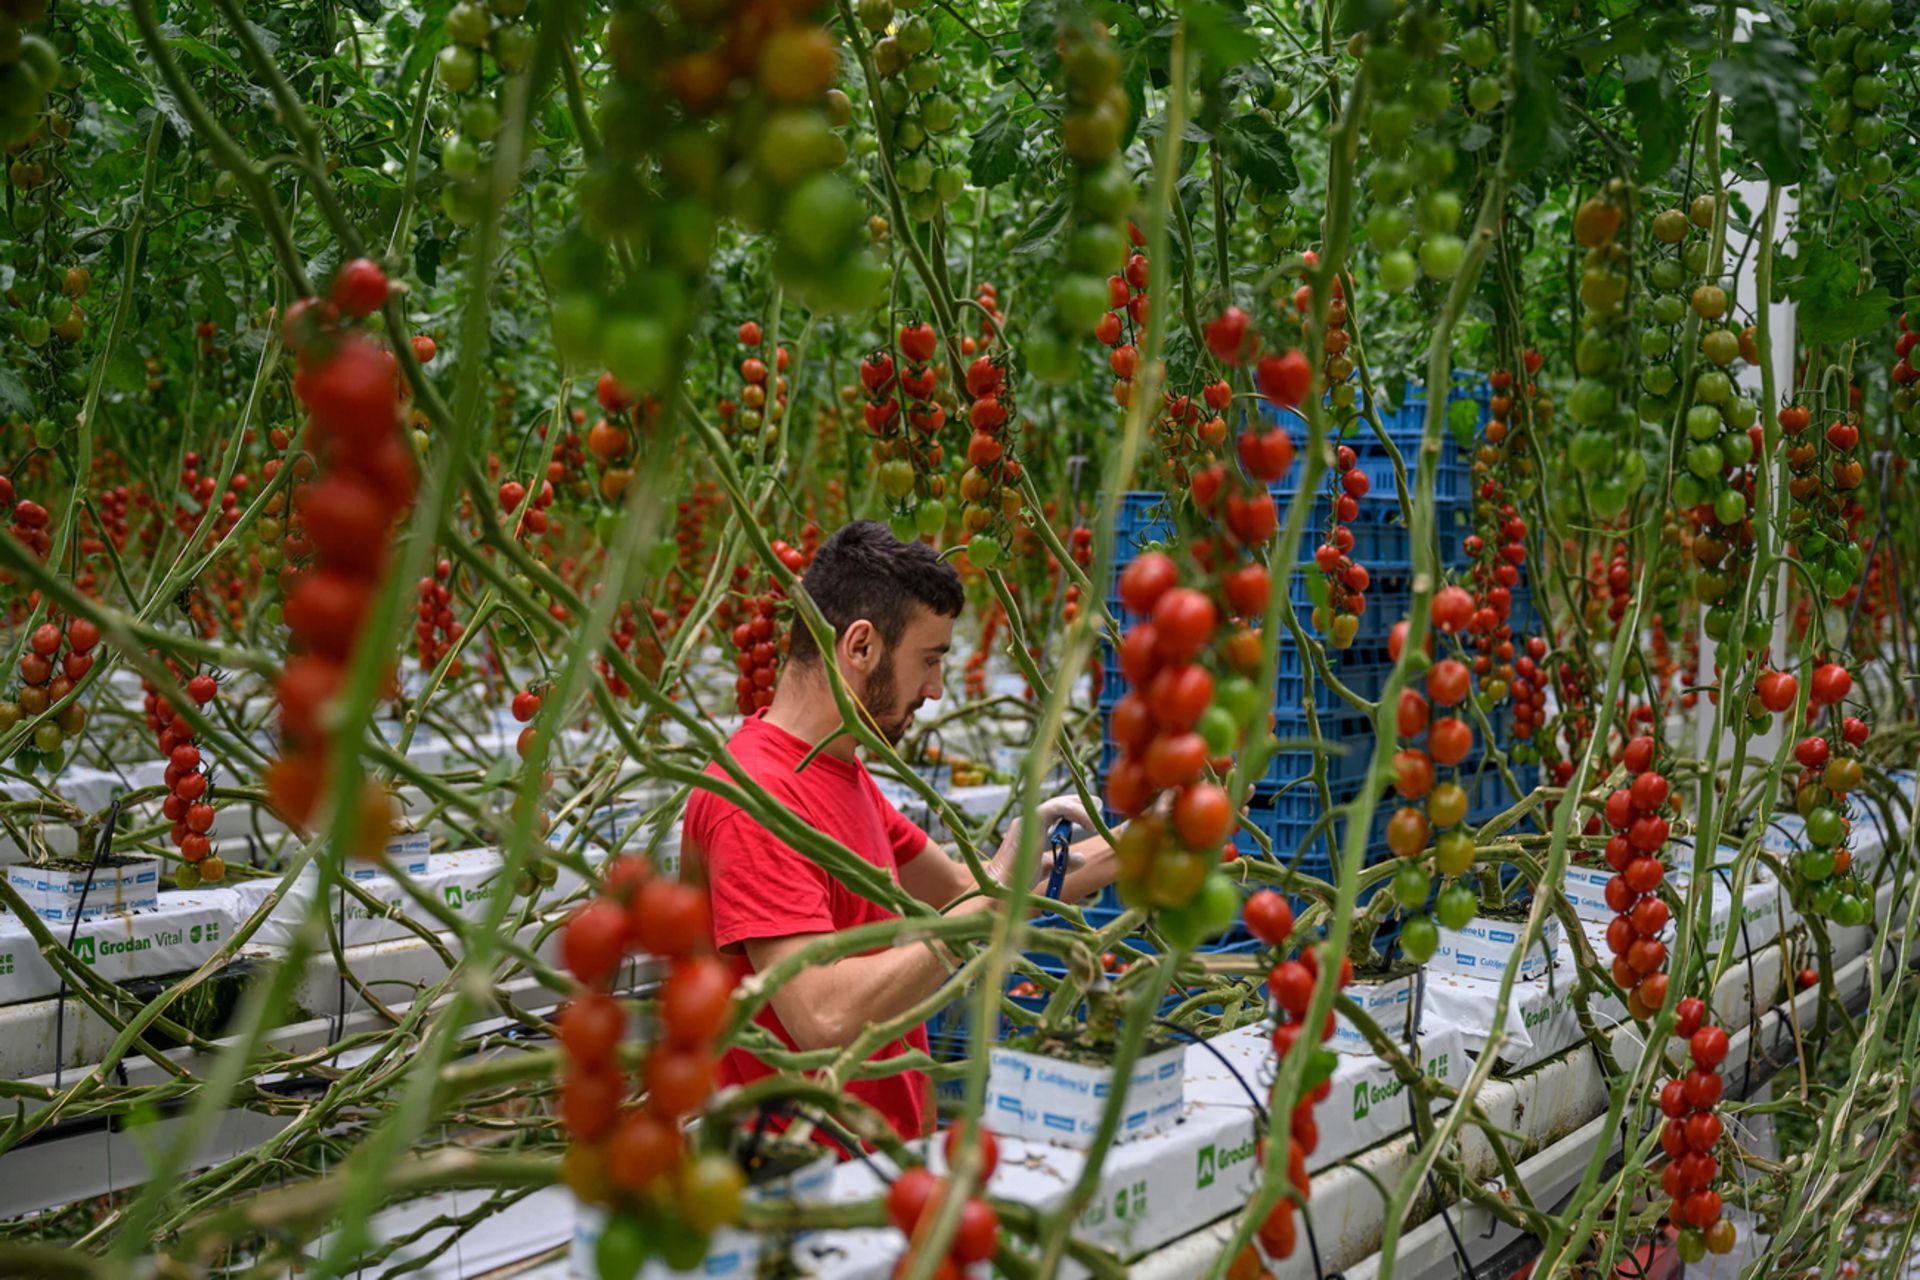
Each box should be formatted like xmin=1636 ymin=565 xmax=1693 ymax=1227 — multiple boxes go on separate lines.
xmin=785 ymin=521 xmax=965 ymax=743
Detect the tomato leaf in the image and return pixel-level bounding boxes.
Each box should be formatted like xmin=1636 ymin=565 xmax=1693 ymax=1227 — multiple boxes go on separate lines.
xmin=1507 ymin=40 xmax=1570 ymax=175
xmin=1620 ymin=57 xmax=1685 ymax=183
xmin=1708 ymin=29 xmax=1813 ymax=185
xmin=1336 ymin=0 xmax=1396 ymax=36
xmin=1017 ymin=0 xmax=1063 ymax=80
xmin=1218 ymin=115 xmax=1297 ymax=192
xmin=414 ymin=234 xmax=443 ymax=289
xmin=967 ymin=101 xmax=1023 ymax=189
xmin=1776 ymin=243 xmax=1892 ymax=345
xmin=1182 ymin=0 xmax=1261 ymax=77
xmin=104 ymin=345 xmax=145 ymax=396
xmin=0 ymin=369 xmax=32 ymax=419
xmin=1010 ymin=195 xmax=1072 ymax=259
xmin=1447 ymin=397 xmax=1479 ymax=450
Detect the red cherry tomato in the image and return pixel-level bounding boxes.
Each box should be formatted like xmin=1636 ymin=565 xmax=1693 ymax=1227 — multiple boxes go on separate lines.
xmin=1690 ymin=1025 xmax=1730 ymax=1069
xmin=556 ymin=993 xmax=626 ymax=1067
xmin=1150 ymin=588 xmax=1218 ymax=663
xmin=1809 ymin=663 xmax=1852 ymax=707
xmin=1426 ymin=659 xmax=1470 ymax=707
xmin=943 ymin=1126 xmax=999 ymax=1181
xmin=660 ymin=955 xmax=736 ymax=1047
xmin=887 ymin=1167 xmax=940 ymax=1233
xmin=563 ymin=899 xmax=630 ymax=987
xmin=1244 ymin=891 xmax=1295 ymax=945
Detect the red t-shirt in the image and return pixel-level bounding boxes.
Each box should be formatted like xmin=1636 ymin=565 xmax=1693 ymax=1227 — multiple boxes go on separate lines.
xmin=682 ymin=711 xmax=934 ymax=1150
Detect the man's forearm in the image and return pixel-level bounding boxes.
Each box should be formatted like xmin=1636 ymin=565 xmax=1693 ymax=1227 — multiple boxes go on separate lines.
xmin=1058 ymin=831 xmax=1120 ymax=904
xmin=761 ymin=902 xmax=990 ymax=1051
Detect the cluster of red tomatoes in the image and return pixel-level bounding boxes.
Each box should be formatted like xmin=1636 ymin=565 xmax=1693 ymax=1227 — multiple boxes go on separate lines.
xmin=558 ymin=858 xmax=746 ymax=1265
xmin=863 ymin=322 xmax=948 ymax=542
xmin=543 ymin=415 xmax=591 ymax=507
xmin=885 ymin=1128 xmax=1001 ymax=1278
xmin=169 ymin=451 xmax=248 ymax=547
xmin=498 ymin=474 xmax=559 ymax=544
xmin=722 ymin=541 xmax=806 ymax=715
xmin=670 ymin=481 xmax=723 ymax=612
xmin=143 ymin=664 xmax=223 ymax=884
xmin=1095 ymin=228 xmax=1152 ymax=405
xmin=1105 ymin=551 xmax=1244 ymax=939
xmin=1307 ymin=443 xmax=1374 ymax=650
xmin=1787 ymin=664 xmax=1871 ymax=923
xmin=267 ymin=258 xmax=414 ymax=845
xmin=956 ymin=351 xmax=1021 ymax=569
xmin=962 ymin=601 xmax=1001 ymax=700
xmin=0 ymin=474 xmax=51 ymax=562
xmin=1659 ymin=1001 xmax=1736 ymax=1260
xmin=1503 ymin=635 xmax=1552 ymax=744
xmin=1241 ymin=890 xmax=1338 ymax=1264
xmin=600 ymin=600 xmax=665 ymax=701
xmin=1149 ymin=379 xmax=1233 ymax=492
xmin=1 ymin=613 xmax=95 ymax=773
xmin=728 ymin=320 xmax=790 ymax=449
xmin=510 ymin=685 xmax=547 ymax=759
xmin=1599 ymin=735 xmax=1674 ymax=1021
xmin=1383 ymin=597 xmax=1484 ymax=951
xmin=74 ymin=482 xmax=132 ymax=597
xmin=414 ymin=558 xmax=462 ymax=674
xmin=587 ymin=371 xmax=649 ymax=506
xmin=970 ymin=281 xmax=1004 ymax=351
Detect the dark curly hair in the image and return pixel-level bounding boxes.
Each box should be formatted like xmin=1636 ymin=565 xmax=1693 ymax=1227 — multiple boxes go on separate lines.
xmin=785 ymin=521 xmax=965 ymax=666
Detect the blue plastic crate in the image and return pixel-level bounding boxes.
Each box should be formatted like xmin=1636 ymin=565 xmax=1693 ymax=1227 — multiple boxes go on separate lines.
xmin=1112 ymin=491 xmax=1175 ymax=557
xmin=1259 ymin=400 xmax=1474 ymax=508
xmin=1399 ymin=371 xmax=1493 ymax=424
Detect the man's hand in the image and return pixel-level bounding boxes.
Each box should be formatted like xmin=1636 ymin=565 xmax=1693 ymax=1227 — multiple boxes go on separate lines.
xmin=987 ymin=795 xmax=1095 ymax=891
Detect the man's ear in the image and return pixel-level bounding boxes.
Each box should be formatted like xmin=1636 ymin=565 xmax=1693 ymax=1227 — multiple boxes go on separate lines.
xmin=840 ymin=618 xmax=880 ymax=673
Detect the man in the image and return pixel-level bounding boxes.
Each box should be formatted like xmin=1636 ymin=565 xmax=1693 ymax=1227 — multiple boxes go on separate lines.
xmin=683 ymin=521 xmax=1118 ymax=1148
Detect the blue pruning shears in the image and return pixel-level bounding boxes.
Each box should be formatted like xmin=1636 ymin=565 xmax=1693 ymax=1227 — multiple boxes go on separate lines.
xmin=1043 ymin=818 xmax=1074 ymax=901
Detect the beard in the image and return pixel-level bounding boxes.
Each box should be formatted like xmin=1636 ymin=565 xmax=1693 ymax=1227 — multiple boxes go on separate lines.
xmin=863 ymin=649 xmax=922 ymax=745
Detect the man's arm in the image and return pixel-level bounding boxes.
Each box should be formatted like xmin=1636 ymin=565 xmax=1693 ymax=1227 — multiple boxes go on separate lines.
xmin=745 ymin=897 xmax=993 ymax=1051
xmin=897 ymin=824 xmax=1120 ymax=909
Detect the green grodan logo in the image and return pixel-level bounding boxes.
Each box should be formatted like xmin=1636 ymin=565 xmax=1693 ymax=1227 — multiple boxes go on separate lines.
xmin=1195 ymin=1138 xmax=1256 ymax=1189
xmin=72 ymin=936 xmax=96 ymax=965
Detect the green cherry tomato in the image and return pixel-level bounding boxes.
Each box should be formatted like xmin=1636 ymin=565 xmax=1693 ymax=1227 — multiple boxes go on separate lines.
xmin=1806 ymin=805 xmax=1845 ymax=847
xmin=1797 ymin=848 xmax=1835 ymax=881
xmin=1217 ymin=676 xmax=1265 ymax=729
xmin=1676 ymin=1227 xmax=1707 ymax=1264
xmin=1435 ymin=883 xmax=1479 ymax=930
xmin=1194 ymin=871 xmax=1242 ymax=938
xmin=1393 ymin=862 xmax=1433 ymax=910
xmin=1400 ymin=914 xmax=1440 ymax=962
xmin=1434 ymin=829 xmax=1476 ymax=876
xmin=594 ymin=1212 xmax=651 ymax=1280
xmin=1197 ymin=705 xmax=1238 ymax=756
